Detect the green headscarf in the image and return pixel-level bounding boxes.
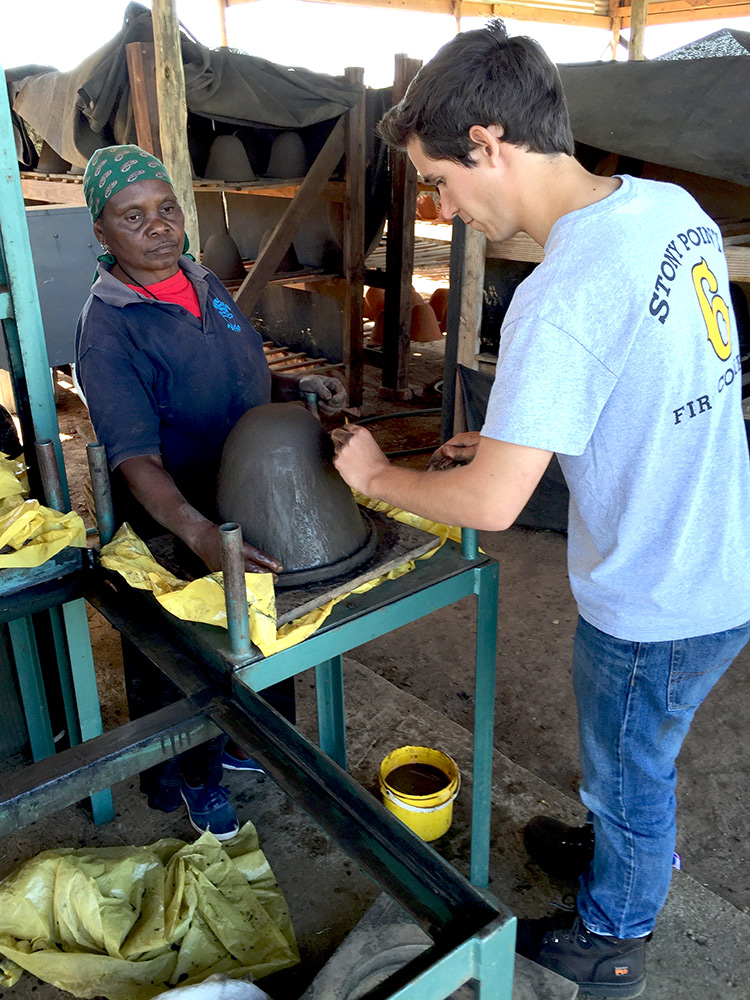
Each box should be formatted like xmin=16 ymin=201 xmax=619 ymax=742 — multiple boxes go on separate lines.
xmin=83 ymin=145 xmax=173 ymax=222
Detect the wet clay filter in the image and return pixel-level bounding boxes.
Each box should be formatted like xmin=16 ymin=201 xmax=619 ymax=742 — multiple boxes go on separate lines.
xmin=216 ymin=402 xmax=376 ymax=587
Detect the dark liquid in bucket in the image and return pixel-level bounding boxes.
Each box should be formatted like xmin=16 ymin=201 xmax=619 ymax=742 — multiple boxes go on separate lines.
xmin=386 ymin=762 xmax=449 ymax=796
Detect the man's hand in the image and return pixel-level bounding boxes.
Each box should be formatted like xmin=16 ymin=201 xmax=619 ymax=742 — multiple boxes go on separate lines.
xmin=298 ymin=374 xmax=348 ymax=415
xmin=425 ymin=431 xmax=481 ymax=470
xmin=331 ymin=424 xmax=390 ymax=495
xmin=191 ymin=521 xmax=284 ymax=576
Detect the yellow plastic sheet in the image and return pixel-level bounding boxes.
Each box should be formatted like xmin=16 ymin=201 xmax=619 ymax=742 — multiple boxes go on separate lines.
xmin=0 ymin=453 xmax=85 ymax=567
xmin=100 ymin=496 xmax=462 ymax=657
xmin=0 ymin=823 xmax=299 ymax=1000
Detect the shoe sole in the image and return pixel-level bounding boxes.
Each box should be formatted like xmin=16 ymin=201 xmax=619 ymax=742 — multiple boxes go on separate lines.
xmin=577 ymin=976 xmax=646 ymax=999
xmin=180 ymin=793 xmax=240 ymax=842
xmin=222 ymin=762 xmax=264 ymax=772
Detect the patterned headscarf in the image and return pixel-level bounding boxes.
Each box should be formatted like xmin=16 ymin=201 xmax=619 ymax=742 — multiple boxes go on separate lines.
xmin=83 ymin=145 xmax=173 ymax=222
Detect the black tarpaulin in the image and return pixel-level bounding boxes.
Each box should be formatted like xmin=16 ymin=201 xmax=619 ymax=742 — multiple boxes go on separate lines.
xmin=9 ymin=1 xmax=360 ymax=168
xmin=558 ymin=56 xmax=750 ymax=187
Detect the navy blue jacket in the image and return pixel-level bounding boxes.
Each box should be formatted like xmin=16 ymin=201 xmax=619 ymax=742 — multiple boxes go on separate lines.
xmin=75 ymin=256 xmax=271 ymax=520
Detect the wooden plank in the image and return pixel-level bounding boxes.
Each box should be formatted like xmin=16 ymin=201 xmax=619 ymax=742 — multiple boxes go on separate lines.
xmin=381 ymin=53 xmax=422 ymax=399
xmin=151 ymin=0 xmax=200 ymax=256
xmin=234 ymin=115 xmax=346 ymax=316
xmin=125 ymin=42 xmax=163 ymax=160
xmin=20 ymin=179 xmax=85 ymax=206
xmin=343 ymin=66 xmax=366 ymax=409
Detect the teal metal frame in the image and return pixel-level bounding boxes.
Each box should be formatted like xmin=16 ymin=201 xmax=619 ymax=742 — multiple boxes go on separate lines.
xmin=228 ymin=527 xmax=499 ymax=888
xmin=0 ymin=74 xmax=113 ymax=823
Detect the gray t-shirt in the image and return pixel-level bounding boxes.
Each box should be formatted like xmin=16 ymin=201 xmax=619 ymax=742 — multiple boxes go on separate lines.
xmin=482 ymin=175 xmax=750 ymax=641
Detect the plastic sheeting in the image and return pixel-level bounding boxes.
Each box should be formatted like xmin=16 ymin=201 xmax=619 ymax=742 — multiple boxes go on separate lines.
xmin=9 ymin=1 xmax=360 ymax=168
xmin=0 ymin=823 xmax=298 ymax=999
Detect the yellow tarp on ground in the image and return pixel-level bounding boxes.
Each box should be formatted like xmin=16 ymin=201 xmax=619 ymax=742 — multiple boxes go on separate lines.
xmin=0 ymin=823 xmax=299 ymax=1000
xmin=101 ymin=495 xmax=462 ymax=658
xmin=0 ymin=454 xmax=85 ymax=567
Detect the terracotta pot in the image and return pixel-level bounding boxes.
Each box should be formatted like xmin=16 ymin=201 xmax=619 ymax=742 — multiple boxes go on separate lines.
xmin=201 ymin=232 xmax=246 ymax=282
xmin=416 ymin=192 xmax=438 ymax=221
xmin=217 ymin=402 xmax=377 ymax=587
xmin=429 ymin=287 xmax=450 ymax=332
xmin=364 ymin=287 xmax=385 ymax=320
xmin=410 ymin=302 xmax=443 ymax=343
xmin=204 ymin=134 xmax=256 ymax=182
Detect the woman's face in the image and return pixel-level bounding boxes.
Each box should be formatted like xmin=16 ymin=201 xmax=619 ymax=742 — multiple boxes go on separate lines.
xmin=93 ymin=179 xmax=185 ymax=285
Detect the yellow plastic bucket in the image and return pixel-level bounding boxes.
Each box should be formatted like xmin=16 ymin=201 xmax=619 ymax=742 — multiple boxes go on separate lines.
xmin=379 ymin=745 xmax=460 ymax=842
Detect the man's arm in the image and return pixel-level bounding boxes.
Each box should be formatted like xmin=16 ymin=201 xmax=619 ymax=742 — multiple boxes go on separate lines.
xmin=332 ymin=425 xmax=552 ymax=531
xmin=118 ymin=455 xmax=283 ymax=575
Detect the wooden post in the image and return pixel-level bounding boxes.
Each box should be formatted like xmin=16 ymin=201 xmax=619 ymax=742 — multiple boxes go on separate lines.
xmin=381 ymin=53 xmax=422 ymax=401
xmin=453 ymin=0 xmax=462 ymax=32
xmin=608 ymin=0 xmax=621 ymax=60
xmin=343 ymin=67 xmax=366 ymax=409
xmin=217 ymin=0 xmax=229 ymax=47
xmin=150 ymin=0 xmax=200 ymax=255
xmin=452 ymin=225 xmax=486 ymax=434
xmin=628 ymin=0 xmax=649 ymax=60
xmin=126 ymin=43 xmax=163 ymax=160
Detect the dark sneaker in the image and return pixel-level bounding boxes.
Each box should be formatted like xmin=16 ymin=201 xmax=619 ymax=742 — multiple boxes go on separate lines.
xmin=221 ymin=747 xmax=264 ymax=772
xmin=141 ymin=778 xmax=182 ymax=813
xmin=180 ymin=782 xmax=240 ymax=841
xmin=537 ymin=916 xmax=647 ymax=998
xmin=523 ymin=815 xmax=595 ymax=881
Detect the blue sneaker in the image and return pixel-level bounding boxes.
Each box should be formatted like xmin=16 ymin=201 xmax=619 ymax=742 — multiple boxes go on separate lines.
xmin=221 ymin=747 xmax=265 ymax=772
xmin=180 ymin=782 xmax=240 ymax=841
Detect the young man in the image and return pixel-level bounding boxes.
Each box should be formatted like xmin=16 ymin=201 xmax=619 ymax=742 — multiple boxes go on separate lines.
xmin=332 ymin=20 xmax=750 ymax=999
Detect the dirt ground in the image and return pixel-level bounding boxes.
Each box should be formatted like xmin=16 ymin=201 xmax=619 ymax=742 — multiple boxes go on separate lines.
xmin=48 ymin=333 xmax=750 ymax=925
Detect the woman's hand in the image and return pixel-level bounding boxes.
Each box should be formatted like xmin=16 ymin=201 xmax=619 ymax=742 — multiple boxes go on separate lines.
xmin=424 ymin=431 xmax=481 ymax=470
xmin=191 ymin=521 xmax=283 ymax=576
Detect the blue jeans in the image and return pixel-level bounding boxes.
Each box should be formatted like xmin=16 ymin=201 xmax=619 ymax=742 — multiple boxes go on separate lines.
xmin=573 ymin=615 xmax=750 ymax=939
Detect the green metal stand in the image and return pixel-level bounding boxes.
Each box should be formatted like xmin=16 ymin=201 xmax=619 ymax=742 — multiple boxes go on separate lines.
xmin=0 ymin=72 xmax=113 ymax=824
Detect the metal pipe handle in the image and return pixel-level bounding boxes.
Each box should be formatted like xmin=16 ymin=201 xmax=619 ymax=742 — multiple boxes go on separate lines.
xmin=220 ymin=522 xmax=252 ymax=657
xmin=86 ymin=443 xmax=116 ymax=546
xmin=35 ymin=438 xmax=66 ymax=512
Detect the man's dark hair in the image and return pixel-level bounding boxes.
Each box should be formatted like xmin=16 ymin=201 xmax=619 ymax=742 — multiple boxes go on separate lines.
xmin=377 ymin=19 xmax=574 ymax=163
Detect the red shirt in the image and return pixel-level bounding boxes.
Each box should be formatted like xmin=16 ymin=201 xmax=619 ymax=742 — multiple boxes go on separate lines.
xmin=127 ymin=268 xmax=201 ymax=319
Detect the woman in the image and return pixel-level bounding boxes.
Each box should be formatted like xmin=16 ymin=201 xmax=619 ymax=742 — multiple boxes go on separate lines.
xmin=76 ymin=145 xmax=346 ymax=840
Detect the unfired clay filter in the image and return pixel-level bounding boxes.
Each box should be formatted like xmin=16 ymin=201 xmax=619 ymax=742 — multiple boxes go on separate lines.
xmin=201 ymin=232 xmax=247 ymax=282
xmin=204 ymin=135 xmax=256 ymax=182
xmin=217 ymin=403 xmax=376 ymax=587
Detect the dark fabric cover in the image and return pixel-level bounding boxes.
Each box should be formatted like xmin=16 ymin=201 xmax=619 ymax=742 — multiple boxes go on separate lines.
xmin=457 ymin=364 xmax=569 ymax=533
xmin=558 ymin=56 xmax=750 ymax=187
xmin=9 ymin=1 xmax=360 ymax=168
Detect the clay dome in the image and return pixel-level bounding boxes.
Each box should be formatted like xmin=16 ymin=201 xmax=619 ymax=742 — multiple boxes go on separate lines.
xmin=429 ymin=287 xmax=450 ymax=332
xmin=36 ymin=141 xmax=71 ymax=174
xmin=266 ymin=131 xmax=306 ymax=179
xmin=201 ymin=232 xmax=247 ymax=282
xmin=204 ymin=135 xmax=256 ymax=183
xmin=217 ymin=403 xmax=376 ymax=587
xmin=258 ymin=228 xmax=302 ymax=273
xmin=416 ymin=193 xmax=438 ymax=221
xmin=410 ymin=301 xmax=443 ymax=343
xmin=364 ymin=287 xmax=385 ymax=321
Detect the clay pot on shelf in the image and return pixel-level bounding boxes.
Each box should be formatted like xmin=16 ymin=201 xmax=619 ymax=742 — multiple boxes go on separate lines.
xmin=201 ymin=232 xmax=247 ymax=282
xmin=36 ymin=141 xmax=71 ymax=174
xmin=265 ymin=131 xmax=307 ymax=179
xmin=204 ymin=134 xmax=256 ymax=182
xmin=258 ymin=228 xmax=302 ymax=273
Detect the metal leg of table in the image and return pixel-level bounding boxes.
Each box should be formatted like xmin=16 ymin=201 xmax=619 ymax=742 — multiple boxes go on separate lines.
xmin=315 ymin=654 xmax=347 ymax=769
xmin=60 ymin=599 xmax=115 ymax=824
xmin=470 ymin=559 xmax=499 ymax=888
xmin=49 ymin=606 xmax=82 ymax=745
xmin=8 ymin=616 xmax=56 ymax=761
